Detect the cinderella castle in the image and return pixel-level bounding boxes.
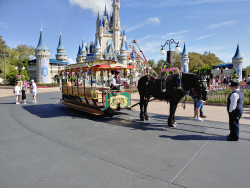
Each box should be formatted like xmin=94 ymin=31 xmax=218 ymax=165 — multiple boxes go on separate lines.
xmin=28 ymin=0 xmax=141 ymax=83
xmin=76 ymin=0 xmax=137 ymax=66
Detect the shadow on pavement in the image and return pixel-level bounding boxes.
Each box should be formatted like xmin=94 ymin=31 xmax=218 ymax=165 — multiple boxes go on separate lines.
xmin=159 ymin=134 xmax=226 ymax=141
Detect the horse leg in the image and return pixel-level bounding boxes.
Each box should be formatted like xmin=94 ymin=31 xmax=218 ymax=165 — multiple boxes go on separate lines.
xmin=172 ymin=101 xmax=178 ymax=125
xmin=144 ymin=97 xmax=150 ymax=121
xmin=139 ymin=94 xmax=145 ymax=121
xmin=168 ymin=99 xmax=176 ymax=127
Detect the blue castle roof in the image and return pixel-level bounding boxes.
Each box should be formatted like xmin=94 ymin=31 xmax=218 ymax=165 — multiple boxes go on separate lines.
xmin=78 ymin=44 xmax=81 ymax=54
xmin=36 ymin=31 xmax=49 ymax=51
xmin=57 ymin=34 xmax=65 ymax=50
xmin=123 ymin=29 xmax=126 ymax=36
xmin=120 ymin=38 xmax=126 ymax=51
xmin=182 ymin=42 xmax=188 ymax=56
xmin=81 ymin=40 xmax=86 ymax=52
xmin=233 ymin=44 xmax=243 ymax=58
xmin=95 ymin=37 xmax=101 ymax=49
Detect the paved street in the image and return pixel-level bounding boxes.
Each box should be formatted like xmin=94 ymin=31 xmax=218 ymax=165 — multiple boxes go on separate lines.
xmin=0 ymin=91 xmax=250 ymax=188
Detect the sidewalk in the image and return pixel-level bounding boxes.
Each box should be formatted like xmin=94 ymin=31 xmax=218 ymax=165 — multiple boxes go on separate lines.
xmin=131 ymin=93 xmax=250 ymax=125
xmin=0 ymin=87 xmax=61 ymax=98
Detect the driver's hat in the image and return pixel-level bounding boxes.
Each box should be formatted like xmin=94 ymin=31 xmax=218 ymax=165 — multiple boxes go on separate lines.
xmin=230 ymin=80 xmax=240 ymax=87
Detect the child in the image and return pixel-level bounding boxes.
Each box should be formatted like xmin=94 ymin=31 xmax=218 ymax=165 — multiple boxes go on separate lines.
xmin=21 ymin=86 xmax=27 ymax=104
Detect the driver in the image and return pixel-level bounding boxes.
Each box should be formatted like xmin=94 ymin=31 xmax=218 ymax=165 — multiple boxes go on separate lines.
xmin=111 ymin=71 xmax=129 ymax=90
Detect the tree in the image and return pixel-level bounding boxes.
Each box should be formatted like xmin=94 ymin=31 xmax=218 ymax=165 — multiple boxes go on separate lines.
xmin=154 ymin=59 xmax=165 ymax=74
xmin=7 ymin=67 xmax=30 ymax=85
xmin=148 ymin=59 xmax=156 ymax=69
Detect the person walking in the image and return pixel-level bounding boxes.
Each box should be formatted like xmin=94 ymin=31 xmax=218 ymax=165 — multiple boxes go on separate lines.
xmin=30 ymin=80 xmax=37 ymax=103
xmin=14 ymin=82 xmax=21 ymax=104
xmin=227 ymin=80 xmax=244 ymax=141
xmin=21 ymin=85 xmax=27 ymax=104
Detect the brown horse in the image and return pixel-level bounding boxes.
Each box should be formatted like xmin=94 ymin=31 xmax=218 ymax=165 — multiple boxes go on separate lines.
xmin=137 ymin=73 xmax=208 ymax=127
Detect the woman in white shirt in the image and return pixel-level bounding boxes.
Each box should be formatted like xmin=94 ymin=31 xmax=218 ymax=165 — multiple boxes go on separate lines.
xmin=14 ymin=82 xmax=21 ymax=104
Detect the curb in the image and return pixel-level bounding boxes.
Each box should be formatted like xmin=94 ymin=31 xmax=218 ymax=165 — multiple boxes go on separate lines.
xmin=181 ymin=100 xmax=250 ymax=108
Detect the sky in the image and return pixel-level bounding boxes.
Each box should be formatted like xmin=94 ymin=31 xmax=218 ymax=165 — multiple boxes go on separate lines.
xmin=0 ymin=0 xmax=250 ymax=67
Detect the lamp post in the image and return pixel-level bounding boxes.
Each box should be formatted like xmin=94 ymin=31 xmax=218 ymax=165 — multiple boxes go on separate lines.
xmin=15 ymin=66 xmax=25 ymax=74
xmin=0 ymin=49 xmax=10 ymax=86
xmin=160 ymin=39 xmax=181 ymax=67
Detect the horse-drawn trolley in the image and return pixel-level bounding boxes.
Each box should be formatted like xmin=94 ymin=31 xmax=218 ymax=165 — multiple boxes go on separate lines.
xmin=59 ymin=60 xmax=134 ymax=115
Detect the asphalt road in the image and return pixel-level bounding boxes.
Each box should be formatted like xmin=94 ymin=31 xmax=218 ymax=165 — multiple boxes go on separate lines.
xmin=0 ymin=91 xmax=250 ymax=188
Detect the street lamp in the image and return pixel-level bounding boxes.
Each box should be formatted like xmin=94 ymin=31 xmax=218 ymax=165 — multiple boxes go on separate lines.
xmin=0 ymin=49 xmax=10 ymax=86
xmin=160 ymin=39 xmax=180 ymax=67
xmin=15 ymin=66 xmax=25 ymax=74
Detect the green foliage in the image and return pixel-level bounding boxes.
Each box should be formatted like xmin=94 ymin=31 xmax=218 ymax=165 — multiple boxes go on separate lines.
xmin=0 ymin=35 xmax=34 ymax=80
xmin=148 ymin=59 xmax=156 ymax=69
xmin=154 ymin=58 xmax=166 ymax=74
xmin=232 ymin=69 xmax=238 ymax=79
xmin=153 ymin=50 xmax=224 ymax=74
xmin=6 ymin=67 xmax=30 ymax=85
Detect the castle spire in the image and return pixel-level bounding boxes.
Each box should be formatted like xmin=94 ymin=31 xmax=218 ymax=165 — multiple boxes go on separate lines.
xmin=120 ymin=37 xmax=126 ymax=51
xmin=57 ymin=30 xmax=65 ymax=50
xmin=95 ymin=36 xmax=101 ymax=50
xmin=78 ymin=41 xmax=81 ymax=54
xmin=233 ymin=42 xmax=243 ymax=59
xmin=182 ymin=41 xmax=188 ymax=56
xmin=36 ymin=28 xmax=49 ymax=51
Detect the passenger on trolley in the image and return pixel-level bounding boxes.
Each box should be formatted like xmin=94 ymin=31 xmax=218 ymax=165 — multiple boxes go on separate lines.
xmin=111 ymin=71 xmax=129 ymax=90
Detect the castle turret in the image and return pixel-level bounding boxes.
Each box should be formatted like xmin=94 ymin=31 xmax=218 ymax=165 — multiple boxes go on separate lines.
xmin=35 ymin=26 xmax=50 ymax=83
xmin=94 ymin=37 xmax=101 ymax=59
xmin=232 ymin=42 xmax=243 ymax=81
xmin=79 ymin=38 xmax=87 ymax=62
xmin=112 ymin=0 xmax=121 ymax=52
xmin=96 ymin=8 xmax=100 ymax=31
xmin=99 ymin=17 xmax=103 ymax=47
xmin=180 ymin=42 xmax=189 ymax=73
xmin=76 ymin=42 xmax=82 ymax=63
xmin=56 ymin=31 xmax=67 ymax=62
xmin=119 ymin=37 xmax=127 ymax=65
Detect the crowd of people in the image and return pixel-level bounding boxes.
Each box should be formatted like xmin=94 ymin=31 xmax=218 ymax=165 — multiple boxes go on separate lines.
xmin=14 ymin=80 xmax=37 ymax=104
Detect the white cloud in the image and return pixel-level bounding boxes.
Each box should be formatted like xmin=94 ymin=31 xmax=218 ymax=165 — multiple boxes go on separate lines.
xmin=126 ymin=17 xmax=161 ymax=32
xmin=147 ymin=17 xmax=161 ymax=25
xmin=68 ymin=0 xmax=112 ymax=15
xmin=161 ymin=30 xmax=191 ymax=38
xmin=0 ymin=21 xmax=9 ymax=28
xmin=208 ymin=21 xmax=236 ymax=29
xmin=196 ymin=35 xmax=213 ymax=40
xmin=68 ymin=58 xmax=76 ymax=64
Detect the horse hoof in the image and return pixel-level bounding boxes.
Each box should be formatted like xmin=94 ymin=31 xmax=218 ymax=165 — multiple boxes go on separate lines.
xmin=145 ymin=116 xmax=150 ymax=121
xmin=174 ymin=121 xmax=177 ymax=125
xmin=140 ymin=118 xmax=145 ymax=121
xmin=169 ymin=124 xmax=176 ymax=127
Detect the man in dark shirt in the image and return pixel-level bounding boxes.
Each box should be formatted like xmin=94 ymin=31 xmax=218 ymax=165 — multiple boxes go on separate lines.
xmin=206 ymin=76 xmax=211 ymax=90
